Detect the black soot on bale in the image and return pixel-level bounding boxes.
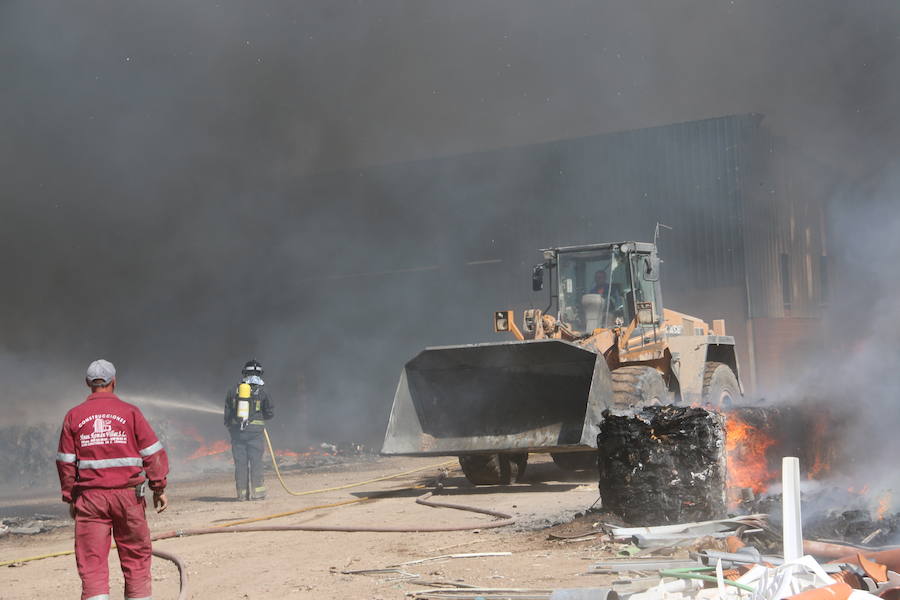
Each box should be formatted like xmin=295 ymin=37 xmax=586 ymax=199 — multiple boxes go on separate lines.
xmin=597 ymin=405 xmax=727 ymax=526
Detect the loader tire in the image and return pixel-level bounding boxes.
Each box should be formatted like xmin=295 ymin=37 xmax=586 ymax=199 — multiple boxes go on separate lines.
xmin=610 ymin=365 xmax=668 ymax=410
xmin=701 ymin=362 xmax=740 ymax=408
xmin=458 ymin=453 xmax=528 ymax=485
xmin=551 ymin=451 xmax=597 ymax=472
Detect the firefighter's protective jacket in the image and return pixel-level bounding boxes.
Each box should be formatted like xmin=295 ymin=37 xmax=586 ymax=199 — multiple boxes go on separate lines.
xmin=224 ymin=383 xmax=274 ymax=432
xmin=56 ymin=392 xmax=169 ymax=503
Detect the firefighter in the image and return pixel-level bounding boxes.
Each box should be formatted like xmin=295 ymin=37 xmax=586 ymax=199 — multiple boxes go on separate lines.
xmin=224 ymin=359 xmax=274 ymax=500
xmin=56 ymin=359 xmax=169 ymax=600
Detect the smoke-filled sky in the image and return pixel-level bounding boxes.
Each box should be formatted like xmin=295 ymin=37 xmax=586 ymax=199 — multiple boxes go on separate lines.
xmin=2 ymin=1 xmax=899 ymax=444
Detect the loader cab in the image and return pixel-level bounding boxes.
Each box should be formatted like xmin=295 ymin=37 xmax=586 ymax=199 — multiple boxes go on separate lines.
xmin=549 ymin=242 xmax=663 ymax=334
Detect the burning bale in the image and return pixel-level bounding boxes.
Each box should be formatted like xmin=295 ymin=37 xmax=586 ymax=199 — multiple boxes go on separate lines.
xmin=598 ymin=405 xmax=727 ymax=525
xmin=597 ymin=403 xmax=845 ymax=526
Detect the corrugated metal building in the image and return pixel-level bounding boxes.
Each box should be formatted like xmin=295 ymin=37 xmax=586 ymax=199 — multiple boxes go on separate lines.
xmin=740 ymin=136 xmax=835 ymax=392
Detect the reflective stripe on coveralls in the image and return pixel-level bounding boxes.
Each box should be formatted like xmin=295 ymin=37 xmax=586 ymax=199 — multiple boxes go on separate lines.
xmin=138 ymin=441 xmax=163 ymax=456
xmin=78 ymin=457 xmax=143 ymax=469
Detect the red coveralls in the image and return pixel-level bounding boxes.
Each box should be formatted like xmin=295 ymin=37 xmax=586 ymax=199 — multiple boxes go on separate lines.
xmin=56 ymin=392 xmax=169 ymax=600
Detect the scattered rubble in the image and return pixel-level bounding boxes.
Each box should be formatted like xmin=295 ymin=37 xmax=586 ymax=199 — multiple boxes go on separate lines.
xmin=749 ymin=492 xmax=900 ymax=548
xmin=1 ymin=514 xmax=69 ymax=536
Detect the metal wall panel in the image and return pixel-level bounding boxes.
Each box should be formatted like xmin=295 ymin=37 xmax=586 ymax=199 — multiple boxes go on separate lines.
xmin=294 ymin=113 xmax=770 ymax=305
xmin=742 ymin=135 xmax=832 ymax=319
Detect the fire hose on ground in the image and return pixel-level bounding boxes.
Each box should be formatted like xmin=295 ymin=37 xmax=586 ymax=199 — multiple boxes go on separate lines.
xmin=0 ymin=433 xmax=514 ymax=600
xmin=146 ymin=492 xmax=513 ymax=600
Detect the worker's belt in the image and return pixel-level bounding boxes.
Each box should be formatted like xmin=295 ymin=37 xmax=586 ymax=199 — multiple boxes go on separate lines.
xmin=250 ymin=419 xmax=265 ymax=425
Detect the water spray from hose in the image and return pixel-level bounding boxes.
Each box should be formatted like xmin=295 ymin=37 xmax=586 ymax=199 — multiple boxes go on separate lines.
xmin=130 ymin=394 xmax=221 ymax=415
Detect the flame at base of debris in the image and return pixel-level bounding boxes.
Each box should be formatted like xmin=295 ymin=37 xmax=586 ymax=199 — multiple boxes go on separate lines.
xmin=187 ymin=439 xmax=230 ymax=460
xmin=724 ymin=412 xmax=776 ymax=495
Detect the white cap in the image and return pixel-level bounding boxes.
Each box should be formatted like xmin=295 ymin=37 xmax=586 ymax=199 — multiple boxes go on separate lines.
xmin=86 ymin=359 xmax=116 ymax=385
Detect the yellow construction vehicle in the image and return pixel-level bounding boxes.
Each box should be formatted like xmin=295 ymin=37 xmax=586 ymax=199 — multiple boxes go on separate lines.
xmin=382 ymin=241 xmax=742 ymax=485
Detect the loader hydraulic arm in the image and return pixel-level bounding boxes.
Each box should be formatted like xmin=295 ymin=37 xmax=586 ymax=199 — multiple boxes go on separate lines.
xmin=493 ymin=310 xmax=524 ymax=341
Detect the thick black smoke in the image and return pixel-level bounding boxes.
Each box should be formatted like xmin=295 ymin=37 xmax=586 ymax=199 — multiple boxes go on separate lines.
xmin=1 ymin=1 xmax=898 ymax=456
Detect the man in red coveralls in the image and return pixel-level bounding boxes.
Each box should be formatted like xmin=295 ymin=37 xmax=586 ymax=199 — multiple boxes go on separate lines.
xmin=56 ymin=359 xmax=170 ymax=600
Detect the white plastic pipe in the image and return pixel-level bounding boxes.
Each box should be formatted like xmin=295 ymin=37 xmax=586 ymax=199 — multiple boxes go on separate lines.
xmin=782 ymin=456 xmax=804 ymax=561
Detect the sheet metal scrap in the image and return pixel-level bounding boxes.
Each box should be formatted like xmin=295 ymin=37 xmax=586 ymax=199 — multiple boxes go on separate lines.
xmin=588 ymin=557 xmax=701 ymax=574
xmin=605 ymin=515 xmax=768 ymax=547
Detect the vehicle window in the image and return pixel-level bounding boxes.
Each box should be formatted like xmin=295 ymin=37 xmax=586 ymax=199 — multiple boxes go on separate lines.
xmin=557 ymin=249 xmax=630 ymax=332
xmin=630 ymin=253 xmax=658 ymax=323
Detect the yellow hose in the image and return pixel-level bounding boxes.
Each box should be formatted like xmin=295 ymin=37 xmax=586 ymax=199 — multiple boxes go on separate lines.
xmin=0 ymin=549 xmax=74 ymax=568
xmin=262 ymin=428 xmax=455 ymax=496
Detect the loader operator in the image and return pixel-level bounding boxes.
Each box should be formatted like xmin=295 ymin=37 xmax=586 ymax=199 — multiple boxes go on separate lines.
xmin=224 ymin=359 xmax=274 ymax=501
xmin=56 ymin=358 xmax=169 ymax=600
xmin=584 ymin=269 xmax=626 ymax=328
xmin=589 ymin=269 xmax=610 ymax=295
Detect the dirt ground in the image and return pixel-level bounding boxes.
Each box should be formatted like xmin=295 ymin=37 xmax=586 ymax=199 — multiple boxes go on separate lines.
xmin=0 ymin=454 xmax=623 ymax=599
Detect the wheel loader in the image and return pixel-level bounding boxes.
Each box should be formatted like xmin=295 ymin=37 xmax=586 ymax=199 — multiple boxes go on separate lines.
xmin=381 ymin=241 xmax=743 ymax=485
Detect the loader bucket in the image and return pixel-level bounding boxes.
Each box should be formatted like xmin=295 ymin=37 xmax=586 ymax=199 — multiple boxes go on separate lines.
xmin=381 ymin=339 xmax=614 ymax=456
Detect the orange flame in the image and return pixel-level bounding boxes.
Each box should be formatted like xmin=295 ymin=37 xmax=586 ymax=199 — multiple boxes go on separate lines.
xmin=876 ymin=491 xmax=892 ymax=520
xmin=274 ymin=447 xmax=335 ymax=459
xmin=806 ymin=414 xmax=831 ymax=479
xmin=179 ymin=425 xmax=231 ymax=460
xmin=725 ymin=413 xmax=777 ymax=494
xmin=188 ymin=439 xmax=230 ymax=459
xmin=180 ymin=426 xmax=337 ymax=461
xmin=181 ymin=425 xmax=204 ymax=445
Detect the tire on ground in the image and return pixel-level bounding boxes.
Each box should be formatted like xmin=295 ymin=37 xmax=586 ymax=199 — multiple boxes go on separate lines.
xmin=701 ymin=361 xmax=741 ymax=408
xmin=551 ymin=452 xmax=598 ymax=472
xmin=610 ymin=365 xmax=668 ymax=410
xmin=458 ymin=453 xmax=528 ymax=485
